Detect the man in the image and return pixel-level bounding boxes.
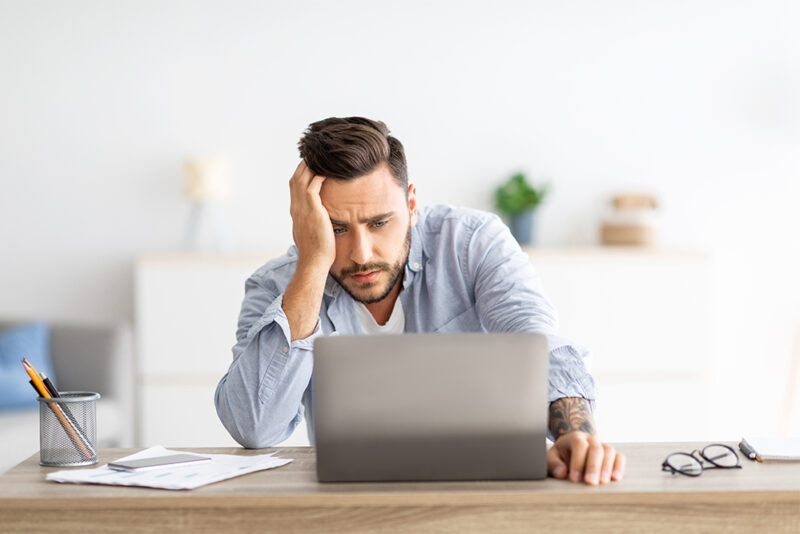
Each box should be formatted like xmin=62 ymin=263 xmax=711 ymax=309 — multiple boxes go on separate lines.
xmin=215 ymin=117 xmax=625 ymax=485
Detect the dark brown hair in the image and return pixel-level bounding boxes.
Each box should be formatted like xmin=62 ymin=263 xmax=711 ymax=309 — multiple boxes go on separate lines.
xmin=298 ymin=117 xmax=408 ymax=190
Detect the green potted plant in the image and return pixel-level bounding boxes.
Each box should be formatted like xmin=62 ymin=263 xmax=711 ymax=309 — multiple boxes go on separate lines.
xmin=494 ymin=172 xmax=549 ymax=245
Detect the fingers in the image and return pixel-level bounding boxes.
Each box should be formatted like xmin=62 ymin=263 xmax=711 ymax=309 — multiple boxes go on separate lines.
xmin=307 ymin=174 xmax=326 ymax=198
xmin=553 ymin=432 xmax=625 ymax=485
xmin=291 ymin=160 xmax=311 ymax=184
xmin=289 ymin=161 xmax=324 ymax=215
xmin=580 ymin=437 xmax=605 ymax=485
xmin=600 ymin=444 xmax=616 ymax=484
xmin=287 ymin=160 xmax=336 ymax=268
xmin=546 ymin=444 xmax=569 ymax=480
xmin=567 ymin=435 xmax=590 ymax=483
xmin=612 ymin=452 xmax=626 ymax=481
xmin=289 ymin=161 xmax=315 ymax=200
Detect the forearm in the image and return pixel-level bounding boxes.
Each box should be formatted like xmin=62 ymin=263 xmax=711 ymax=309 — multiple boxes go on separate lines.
xmin=284 ymin=160 xmax=335 ymax=341
xmin=282 ymin=262 xmax=328 ymax=341
xmin=548 ymin=397 xmax=597 ymax=440
xmin=215 ymin=321 xmax=313 ymax=448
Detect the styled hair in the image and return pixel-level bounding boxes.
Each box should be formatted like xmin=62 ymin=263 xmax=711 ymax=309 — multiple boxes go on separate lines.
xmin=298 ymin=117 xmax=408 ymax=190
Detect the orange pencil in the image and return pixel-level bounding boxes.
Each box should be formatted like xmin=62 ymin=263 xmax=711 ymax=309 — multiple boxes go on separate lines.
xmin=22 ymin=358 xmax=51 ymax=398
xmin=22 ymin=358 xmax=93 ymax=461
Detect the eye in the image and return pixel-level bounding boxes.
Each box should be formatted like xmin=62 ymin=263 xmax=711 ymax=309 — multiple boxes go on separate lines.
xmin=372 ymin=220 xmax=387 ymax=228
xmin=333 ymin=227 xmax=346 ymax=235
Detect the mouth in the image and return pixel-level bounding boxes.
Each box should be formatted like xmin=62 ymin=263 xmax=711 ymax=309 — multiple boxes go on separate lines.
xmin=350 ymin=270 xmax=381 ymax=284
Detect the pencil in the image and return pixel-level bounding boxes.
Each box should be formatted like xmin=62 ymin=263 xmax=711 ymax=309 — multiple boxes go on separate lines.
xmin=22 ymin=358 xmax=94 ymax=461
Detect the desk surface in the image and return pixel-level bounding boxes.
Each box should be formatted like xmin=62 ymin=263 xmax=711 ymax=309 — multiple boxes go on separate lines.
xmin=1 ymin=442 xmax=798 ymax=533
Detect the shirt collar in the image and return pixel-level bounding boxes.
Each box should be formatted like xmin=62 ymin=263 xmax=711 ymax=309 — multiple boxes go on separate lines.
xmin=403 ymin=222 xmax=423 ymax=289
xmin=324 ymin=274 xmax=339 ymax=298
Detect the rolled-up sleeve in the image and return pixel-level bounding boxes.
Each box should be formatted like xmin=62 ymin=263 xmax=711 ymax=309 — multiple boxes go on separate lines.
xmin=467 ymin=214 xmax=598 ymax=407
xmin=215 ymin=271 xmax=321 ymax=448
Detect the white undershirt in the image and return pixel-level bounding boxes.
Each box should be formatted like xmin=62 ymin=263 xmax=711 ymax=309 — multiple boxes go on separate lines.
xmin=355 ymin=296 xmax=405 ymax=334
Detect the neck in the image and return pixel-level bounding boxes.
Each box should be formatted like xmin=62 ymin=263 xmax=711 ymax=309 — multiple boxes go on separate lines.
xmin=364 ymin=275 xmax=403 ymax=325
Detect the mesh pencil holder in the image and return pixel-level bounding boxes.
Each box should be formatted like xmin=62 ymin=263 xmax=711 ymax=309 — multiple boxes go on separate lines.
xmin=38 ymin=392 xmax=100 ymax=467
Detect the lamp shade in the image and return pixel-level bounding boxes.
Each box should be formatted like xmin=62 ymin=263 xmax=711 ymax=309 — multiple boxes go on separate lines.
xmin=184 ymin=157 xmax=231 ymax=202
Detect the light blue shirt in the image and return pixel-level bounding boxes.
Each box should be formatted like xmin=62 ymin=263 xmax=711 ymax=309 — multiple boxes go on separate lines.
xmin=215 ymin=205 xmax=597 ymax=448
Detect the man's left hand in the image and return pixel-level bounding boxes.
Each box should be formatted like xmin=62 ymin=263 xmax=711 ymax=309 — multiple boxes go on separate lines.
xmin=547 ymin=430 xmax=625 ymax=485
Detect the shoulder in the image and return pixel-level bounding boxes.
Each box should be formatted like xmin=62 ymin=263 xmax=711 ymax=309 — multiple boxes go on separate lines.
xmin=416 ymin=204 xmax=502 ymax=237
xmin=414 ymin=205 xmax=511 ymax=268
xmin=247 ymin=246 xmax=299 ymax=294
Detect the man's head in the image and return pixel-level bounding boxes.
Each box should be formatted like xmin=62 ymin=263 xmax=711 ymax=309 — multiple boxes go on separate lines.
xmin=298 ymin=117 xmax=416 ymax=305
xmin=298 ymin=117 xmax=408 ymax=192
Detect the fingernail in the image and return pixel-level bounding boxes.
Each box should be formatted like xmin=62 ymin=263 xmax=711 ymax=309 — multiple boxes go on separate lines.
xmin=586 ymin=473 xmax=599 ymax=485
xmin=553 ymin=465 xmax=565 ymax=478
xmin=602 ymin=470 xmax=611 ymax=483
xmin=570 ymin=470 xmax=581 ymax=482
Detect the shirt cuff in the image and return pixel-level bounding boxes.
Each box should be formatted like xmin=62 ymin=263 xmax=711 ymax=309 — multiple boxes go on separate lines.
xmin=547 ymin=344 xmax=598 ymax=441
xmin=547 ymin=344 xmax=597 ymax=403
xmin=246 ymin=291 xmax=322 ymax=351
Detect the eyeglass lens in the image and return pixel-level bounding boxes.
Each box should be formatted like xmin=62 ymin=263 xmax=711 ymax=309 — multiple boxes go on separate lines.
xmin=665 ymin=453 xmax=703 ymax=475
xmin=701 ymin=445 xmax=739 ymax=467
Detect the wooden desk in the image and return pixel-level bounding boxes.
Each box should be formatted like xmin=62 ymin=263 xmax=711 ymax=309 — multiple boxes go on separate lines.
xmin=1 ymin=442 xmax=798 ymax=533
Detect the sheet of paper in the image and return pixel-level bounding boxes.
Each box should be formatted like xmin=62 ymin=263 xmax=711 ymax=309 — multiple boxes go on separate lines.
xmin=743 ymin=436 xmax=800 ymax=460
xmin=46 ymin=445 xmax=292 ymax=490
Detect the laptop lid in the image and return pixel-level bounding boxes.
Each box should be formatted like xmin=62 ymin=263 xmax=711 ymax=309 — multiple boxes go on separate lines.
xmin=313 ymin=332 xmax=549 ymax=482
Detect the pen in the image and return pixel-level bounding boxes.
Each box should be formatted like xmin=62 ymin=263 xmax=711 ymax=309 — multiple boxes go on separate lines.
xmin=42 ymin=374 xmax=60 ymax=397
xmin=739 ymin=439 xmax=756 ymax=460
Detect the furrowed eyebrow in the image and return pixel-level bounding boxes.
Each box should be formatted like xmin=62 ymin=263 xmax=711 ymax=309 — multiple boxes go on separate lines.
xmin=330 ymin=212 xmax=394 ymax=227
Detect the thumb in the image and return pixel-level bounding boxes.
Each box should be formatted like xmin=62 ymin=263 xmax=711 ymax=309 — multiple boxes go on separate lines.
xmin=547 ymin=444 xmax=569 ymax=479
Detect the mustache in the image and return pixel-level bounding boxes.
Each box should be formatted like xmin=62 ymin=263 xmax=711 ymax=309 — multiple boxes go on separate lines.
xmin=339 ymin=262 xmax=391 ymax=277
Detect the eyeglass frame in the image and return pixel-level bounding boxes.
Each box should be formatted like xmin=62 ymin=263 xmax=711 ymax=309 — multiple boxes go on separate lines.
xmin=661 ymin=443 xmax=742 ymax=477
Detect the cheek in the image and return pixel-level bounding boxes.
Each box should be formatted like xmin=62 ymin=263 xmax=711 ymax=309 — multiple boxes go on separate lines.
xmin=381 ymin=225 xmax=408 ymax=256
xmin=331 ymin=238 xmax=349 ymax=270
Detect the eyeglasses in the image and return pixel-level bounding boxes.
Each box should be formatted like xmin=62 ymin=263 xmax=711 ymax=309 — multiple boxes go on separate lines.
xmin=662 ymin=444 xmax=742 ymax=477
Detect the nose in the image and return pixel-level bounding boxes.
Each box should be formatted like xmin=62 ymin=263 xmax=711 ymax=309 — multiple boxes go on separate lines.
xmin=350 ymin=228 xmax=373 ymax=266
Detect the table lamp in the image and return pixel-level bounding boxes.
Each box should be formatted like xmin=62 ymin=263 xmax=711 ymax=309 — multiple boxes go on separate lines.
xmin=183 ymin=156 xmax=232 ymax=252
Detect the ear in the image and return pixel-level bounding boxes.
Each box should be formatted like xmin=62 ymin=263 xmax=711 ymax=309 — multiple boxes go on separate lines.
xmin=407 ymin=184 xmax=418 ymax=227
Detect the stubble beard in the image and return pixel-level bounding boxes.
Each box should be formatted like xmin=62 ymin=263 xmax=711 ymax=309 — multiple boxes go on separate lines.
xmin=330 ymin=226 xmax=412 ymax=305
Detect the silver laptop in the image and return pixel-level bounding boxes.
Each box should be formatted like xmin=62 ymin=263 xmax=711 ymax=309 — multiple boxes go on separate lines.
xmin=313 ymin=333 xmax=549 ymax=482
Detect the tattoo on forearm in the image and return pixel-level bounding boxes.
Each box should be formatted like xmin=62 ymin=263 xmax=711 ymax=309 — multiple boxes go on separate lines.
xmin=548 ymin=397 xmax=597 ymax=439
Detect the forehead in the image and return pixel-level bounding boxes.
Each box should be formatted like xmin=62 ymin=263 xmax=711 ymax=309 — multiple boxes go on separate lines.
xmin=319 ymin=164 xmax=406 ymax=219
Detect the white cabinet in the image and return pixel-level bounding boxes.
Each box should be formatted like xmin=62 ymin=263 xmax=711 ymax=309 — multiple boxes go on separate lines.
xmin=135 ymin=248 xmax=709 ymax=447
xmin=134 ymin=254 xmax=309 ymax=447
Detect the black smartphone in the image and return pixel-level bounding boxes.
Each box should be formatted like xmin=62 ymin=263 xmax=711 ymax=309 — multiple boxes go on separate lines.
xmin=108 ymin=453 xmax=212 ymax=472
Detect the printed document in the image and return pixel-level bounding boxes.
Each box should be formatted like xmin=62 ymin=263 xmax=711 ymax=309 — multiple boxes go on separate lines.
xmin=46 ymin=445 xmax=292 ymax=490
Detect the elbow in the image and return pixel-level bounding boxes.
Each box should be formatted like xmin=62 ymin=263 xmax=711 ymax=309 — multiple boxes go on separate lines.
xmin=233 ymin=433 xmax=275 ymax=450
xmin=214 ymin=379 xmax=295 ymax=449
xmin=231 ymin=420 xmax=295 ymax=449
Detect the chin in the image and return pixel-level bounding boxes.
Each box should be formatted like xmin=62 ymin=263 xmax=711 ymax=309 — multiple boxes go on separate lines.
xmin=349 ymin=285 xmax=392 ymax=304
xmin=351 ymin=287 xmax=382 ymax=301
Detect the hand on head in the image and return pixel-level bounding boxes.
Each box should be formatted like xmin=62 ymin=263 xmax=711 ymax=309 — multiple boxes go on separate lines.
xmin=289 ymin=161 xmax=335 ymax=271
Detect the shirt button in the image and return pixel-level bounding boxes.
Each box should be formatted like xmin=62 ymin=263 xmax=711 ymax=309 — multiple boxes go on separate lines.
xmin=282 ymin=345 xmax=289 ymax=354
xmin=413 ymin=262 xmax=420 ymax=269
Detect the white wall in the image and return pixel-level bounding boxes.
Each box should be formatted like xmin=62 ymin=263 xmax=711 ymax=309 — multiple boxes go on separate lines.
xmin=2 ymin=1 xmax=799 ymax=437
